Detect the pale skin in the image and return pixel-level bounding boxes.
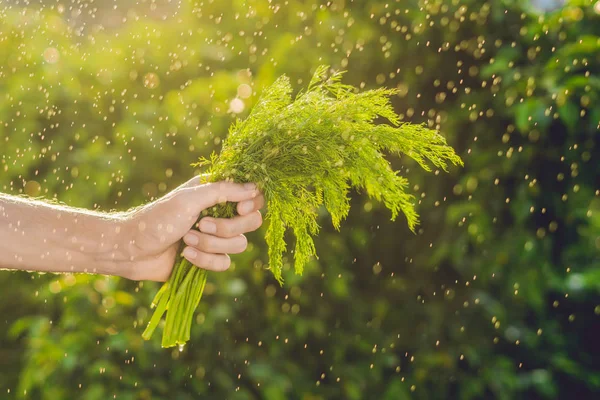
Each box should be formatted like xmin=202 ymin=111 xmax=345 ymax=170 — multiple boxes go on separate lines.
xmin=0 ymin=176 xmax=265 ymax=282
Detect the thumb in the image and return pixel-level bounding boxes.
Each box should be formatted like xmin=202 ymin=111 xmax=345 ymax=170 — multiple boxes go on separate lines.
xmin=140 ymin=179 xmax=259 ymax=241
xmin=176 ymin=180 xmax=259 ymax=215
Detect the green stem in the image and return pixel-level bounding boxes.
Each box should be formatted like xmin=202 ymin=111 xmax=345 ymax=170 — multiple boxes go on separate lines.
xmin=141 ymin=283 xmax=170 ymax=340
xmin=162 ymin=263 xmax=198 ymax=347
xmin=174 ymin=266 xmax=198 ymax=344
xmin=182 ymin=268 xmax=207 ymax=344
xmin=142 ymin=250 xmax=185 ymax=340
xmin=142 ymin=201 xmax=231 ymax=348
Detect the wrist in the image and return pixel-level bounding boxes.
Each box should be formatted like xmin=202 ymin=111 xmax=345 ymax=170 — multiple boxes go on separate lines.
xmin=74 ymin=213 xmax=135 ymax=279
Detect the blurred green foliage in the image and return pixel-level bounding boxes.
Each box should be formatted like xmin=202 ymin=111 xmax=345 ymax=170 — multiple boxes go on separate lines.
xmin=0 ymin=0 xmax=598 ymax=398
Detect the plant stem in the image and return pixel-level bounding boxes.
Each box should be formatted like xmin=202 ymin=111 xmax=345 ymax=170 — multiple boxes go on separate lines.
xmin=142 ymin=202 xmax=236 ymax=347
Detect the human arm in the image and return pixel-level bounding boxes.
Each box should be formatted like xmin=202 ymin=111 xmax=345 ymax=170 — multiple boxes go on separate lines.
xmin=0 ymin=176 xmax=264 ymax=281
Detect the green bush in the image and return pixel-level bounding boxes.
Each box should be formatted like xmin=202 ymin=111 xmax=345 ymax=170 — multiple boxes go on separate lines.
xmin=0 ymin=0 xmax=598 ymax=398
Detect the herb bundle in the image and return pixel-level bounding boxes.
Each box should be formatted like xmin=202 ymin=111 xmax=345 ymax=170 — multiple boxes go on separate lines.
xmin=142 ymin=66 xmax=463 ymax=347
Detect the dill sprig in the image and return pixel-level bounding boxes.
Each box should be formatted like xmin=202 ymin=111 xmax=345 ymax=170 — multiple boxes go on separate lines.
xmin=142 ymin=66 xmax=463 ymax=347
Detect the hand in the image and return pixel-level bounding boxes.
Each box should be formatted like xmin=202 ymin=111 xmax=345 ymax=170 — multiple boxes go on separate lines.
xmin=121 ymin=176 xmax=265 ymax=281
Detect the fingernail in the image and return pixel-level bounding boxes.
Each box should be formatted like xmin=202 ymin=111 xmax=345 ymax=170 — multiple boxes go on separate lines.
xmin=199 ymin=219 xmax=217 ymax=234
xmin=183 ymin=247 xmax=197 ymax=259
xmin=244 ymin=182 xmax=257 ymax=190
xmin=183 ymin=233 xmax=198 ymax=246
xmin=239 ymin=200 xmax=254 ymax=215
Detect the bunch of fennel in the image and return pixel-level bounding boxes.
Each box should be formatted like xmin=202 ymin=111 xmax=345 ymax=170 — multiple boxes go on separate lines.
xmin=142 ymin=66 xmax=463 ymax=347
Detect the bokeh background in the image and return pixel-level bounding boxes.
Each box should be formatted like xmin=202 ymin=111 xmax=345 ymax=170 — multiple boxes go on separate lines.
xmin=0 ymin=0 xmax=599 ymax=398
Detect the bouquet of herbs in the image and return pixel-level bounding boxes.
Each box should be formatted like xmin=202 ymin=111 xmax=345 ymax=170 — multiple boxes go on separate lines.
xmin=142 ymin=66 xmax=463 ymax=347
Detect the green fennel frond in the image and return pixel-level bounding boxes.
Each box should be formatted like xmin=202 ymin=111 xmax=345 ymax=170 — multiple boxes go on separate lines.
xmin=200 ymin=66 xmax=463 ymax=282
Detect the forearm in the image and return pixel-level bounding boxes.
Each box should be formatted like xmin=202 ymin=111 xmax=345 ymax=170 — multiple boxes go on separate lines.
xmin=0 ymin=194 xmax=131 ymax=277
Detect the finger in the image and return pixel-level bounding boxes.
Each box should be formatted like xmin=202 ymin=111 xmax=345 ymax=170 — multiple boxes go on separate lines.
xmin=183 ymin=231 xmax=248 ymax=254
xmin=198 ymin=210 xmax=262 ymax=238
xmin=237 ymin=193 xmax=265 ymax=215
xmin=180 ymin=181 xmax=259 ymax=211
xmin=181 ymin=247 xmax=231 ymax=272
xmin=177 ymin=174 xmax=211 ymax=189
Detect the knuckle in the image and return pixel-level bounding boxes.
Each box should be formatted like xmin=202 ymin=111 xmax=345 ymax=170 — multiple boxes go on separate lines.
xmin=204 ymin=183 xmax=219 ymax=200
xmin=198 ymin=234 xmax=215 ymax=251
xmin=220 ymin=222 xmax=235 ymax=237
xmin=214 ymin=181 xmax=229 ymax=195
